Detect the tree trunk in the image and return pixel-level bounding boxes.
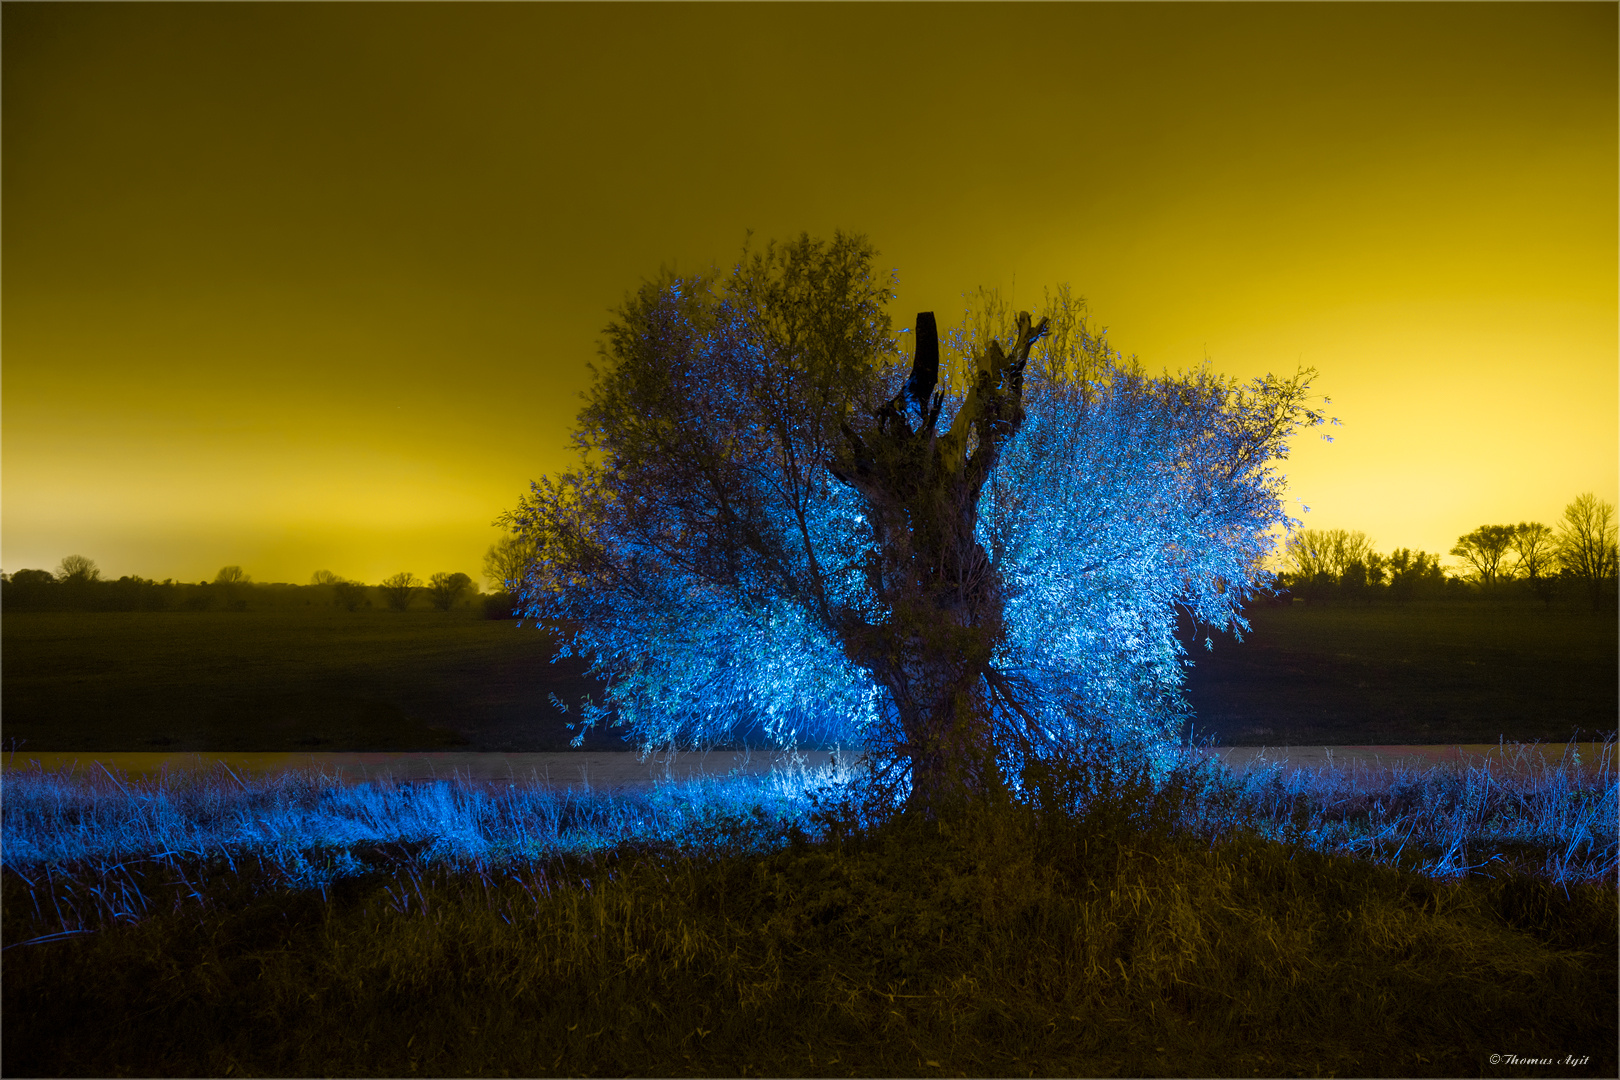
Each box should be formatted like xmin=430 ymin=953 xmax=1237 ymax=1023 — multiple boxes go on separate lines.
xmin=830 ymin=310 xmax=1047 ymax=812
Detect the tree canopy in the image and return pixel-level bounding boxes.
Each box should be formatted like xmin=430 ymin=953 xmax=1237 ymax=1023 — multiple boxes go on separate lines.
xmin=508 ymin=233 xmax=1330 ymax=810
xmin=1557 ymin=493 xmax=1619 ymax=611
xmin=1450 ymin=525 xmax=1517 ymax=588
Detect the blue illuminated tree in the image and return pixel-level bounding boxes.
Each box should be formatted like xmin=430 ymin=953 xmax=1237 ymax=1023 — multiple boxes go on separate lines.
xmin=507 ymin=233 xmax=1330 ymax=813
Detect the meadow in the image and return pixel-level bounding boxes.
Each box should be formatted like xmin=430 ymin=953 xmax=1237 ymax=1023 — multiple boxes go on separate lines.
xmin=1183 ymin=599 xmax=1617 ymax=746
xmin=3 ymin=599 xmax=1616 ymax=1075
xmin=2 ymin=738 xmax=1615 ymax=1077
xmin=5 ymin=599 xmax=1617 ymax=757
xmin=0 ymin=607 xmax=611 ymax=753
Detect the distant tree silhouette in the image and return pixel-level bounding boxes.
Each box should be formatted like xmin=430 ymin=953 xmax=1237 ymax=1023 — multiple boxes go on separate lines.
xmin=380 ymin=572 xmax=421 ymax=612
xmin=1450 ymin=525 xmax=1516 ymax=589
xmin=427 ymin=571 xmax=472 ymax=611
xmin=2 ymin=568 xmax=59 ymax=610
xmin=213 ymin=565 xmax=251 ymax=611
xmin=332 ymin=580 xmax=369 ymax=612
xmin=1509 ymin=521 xmax=1557 ymax=605
xmin=102 ymin=575 xmax=169 ymax=612
xmin=5 ymin=565 xmax=178 ymax=612
xmin=311 ymin=569 xmax=366 ymax=610
xmin=1556 ymin=493 xmax=1619 ymax=611
xmin=1283 ymin=529 xmax=1336 ymax=580
xmin=1282 ymin=528 xmax=1377 ymax=602
xmin=52 ymin=555 xmax=103 ymax=610
xmin=1386 ymin=548 xmax=1446 ymax=601
xmin=56 ymin=555 xmax=100 ymax=584
xmin=482 ymin=534 xmax=538 ymax=595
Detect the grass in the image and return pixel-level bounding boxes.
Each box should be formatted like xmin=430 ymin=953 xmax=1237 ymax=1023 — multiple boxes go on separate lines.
xmin=7 ymin=599 xmax=1617 ymax=755
xmin=0 ymin=608 xmax=611 ymax=752
xmin=3 ymin=740 xmax=1615 ymax=1077
xmin=1185 ymin=600 xmax=1618 ymax=746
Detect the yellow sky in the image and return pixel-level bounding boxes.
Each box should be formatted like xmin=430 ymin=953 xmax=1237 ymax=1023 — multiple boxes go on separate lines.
xmin=4 ymin=4 xmax=1614 ymax=585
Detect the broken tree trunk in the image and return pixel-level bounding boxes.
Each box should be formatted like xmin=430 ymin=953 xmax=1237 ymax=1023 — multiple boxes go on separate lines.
xmin=830 ymin=309 xmax=1049 ymax=813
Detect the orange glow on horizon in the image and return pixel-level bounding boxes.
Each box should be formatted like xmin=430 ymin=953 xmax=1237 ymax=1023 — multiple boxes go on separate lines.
xmin=3 ymin=4 xmax=1614 ymax=585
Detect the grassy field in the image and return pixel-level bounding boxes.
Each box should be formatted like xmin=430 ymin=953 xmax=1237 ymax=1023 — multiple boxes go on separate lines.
xmin=3 ymin=740 xmax=1614 ymax=1077
xmin=1 ymin=608 xmax=615 ymax=753
xmin=5 ymin=601 xmax=1613 ymax=1077
xmin=1183 ymin=600 xmax=1618 ymax=746
xmin=4 ymin=600 xmax=1616 ymax=754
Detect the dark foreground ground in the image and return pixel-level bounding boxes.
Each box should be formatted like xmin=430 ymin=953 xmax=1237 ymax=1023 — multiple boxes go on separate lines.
xmin=1 ymin=609 xmax=613 ymax=753
xmin=1181 ymin=600 xmax=1617 ymax=746
xmin=2 ymin=600 xmax=1614 ymax=753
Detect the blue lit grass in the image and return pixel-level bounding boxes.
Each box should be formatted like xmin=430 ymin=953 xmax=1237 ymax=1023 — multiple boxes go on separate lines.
xmin=3 ymin=741 xmax=1615 ymax=1077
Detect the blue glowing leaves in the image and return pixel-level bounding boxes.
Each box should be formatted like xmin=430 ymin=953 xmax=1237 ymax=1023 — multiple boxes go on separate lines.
xmin=980 ymin=363 xmax=1321 ymax=745
xmin=510 ymin=245 xmax=1327 ymax=761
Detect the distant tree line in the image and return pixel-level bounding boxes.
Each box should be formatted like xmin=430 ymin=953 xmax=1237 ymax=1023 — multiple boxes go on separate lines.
xmin=479 ymin=534 xmax=539 ymax=619
xmin=1 ymin=558 xmax=485 ymax=614
xmin=1277 ymin=493 xmax=1618 ymax=610
xmin=1277 ymin=530 xmax=1454 ymax=604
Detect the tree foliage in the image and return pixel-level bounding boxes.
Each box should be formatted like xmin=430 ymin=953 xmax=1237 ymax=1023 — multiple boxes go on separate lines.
xmin=1450 ymin=525 xmax=1517 ymax=588
xmin=1556 ymin=493 xmax=1619 ymax=611
xmin=56 ymin=555 xmax=100 ymax=584
xmin=379 ymin=572 xmax=421 ymax=612
xmin=427 ymin=571 xmax=473 ymax=611
xmin=507 ymin=233 xmax=1329 ymax=809
xmin=331 ymin=580 xmax=369 ymax=612
xmin=483 ymin=534 xmax=538 ymax=594
xmin=1385 ymin=548 xmax=1448 ymax=602
xmin=1509 ymin=522 xmax=1558 ymax=581
xmin=1282 ymin=528 xmax=1385 ymax=600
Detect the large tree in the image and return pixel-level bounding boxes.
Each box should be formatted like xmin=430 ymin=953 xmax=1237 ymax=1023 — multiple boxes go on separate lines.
xmin=1556 ymin=493 xmax=1619 ymax=611
xmin=509 ymin=233 xmax=1329 ymax=812
xmin=1450 ymin=525 xmax=1517 ymax=588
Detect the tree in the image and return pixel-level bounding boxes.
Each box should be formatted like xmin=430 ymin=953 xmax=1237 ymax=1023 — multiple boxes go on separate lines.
xmin=332 ymin=580 xmax=369 ymax=612
xmin=1282 ymin=528 xmax=1377 ymax=602
xmin=380 ymin=572 xmax=421 ymax=612
xmin=1387 ymin=548 xmax=1445 ymax=602
xmin=2 ymin=568 xmax=59 ymax=611
xmin=507 ymin=233 xmax=1329 ymax=813
xmin=56 ymin=554 xmax=100 ymax=584
xmin=1508 ymin=522 xmax=1557 ymax=604
xmin=312 ymin=569 xmax=367 ymax=610
xmin=1450 ymin=525 xmax=1516 ymax=589
xmin=427 ymin=571 xmax=472 ymax=611
xmin=482 ymin=534 xmax=537 ymax=594
xmin=1556 ymin=493 xmax=1619 ymax=611
xmin=1283 ymin=528 xmax=1336 ymax=579
xmin=1509 ymin=522 xmax=1556 ymax=580
xmin=212 ymin=564 xmax=251 ymax=610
